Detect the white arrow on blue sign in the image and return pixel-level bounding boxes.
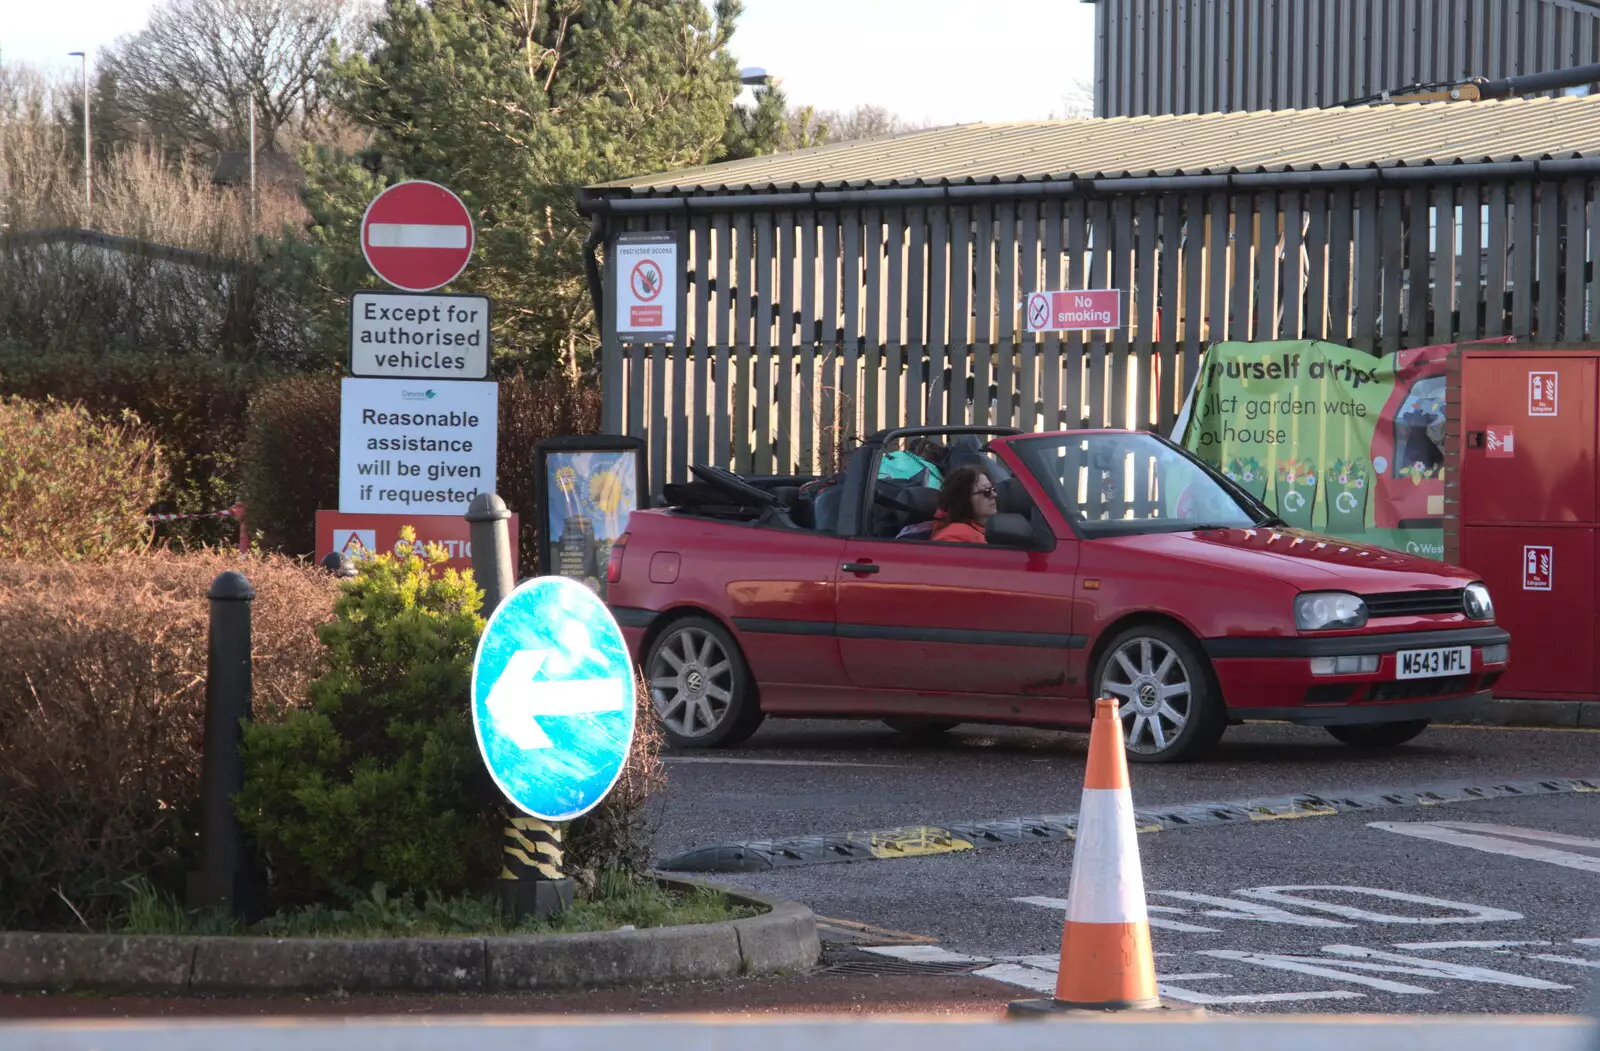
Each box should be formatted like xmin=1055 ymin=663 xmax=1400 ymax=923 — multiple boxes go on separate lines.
xmin=470 ymin=575 xmax=636 ymax=822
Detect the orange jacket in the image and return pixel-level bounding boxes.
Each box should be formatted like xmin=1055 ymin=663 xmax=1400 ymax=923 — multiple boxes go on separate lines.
xmin=930 ymin=512 xmax=985 ymax=544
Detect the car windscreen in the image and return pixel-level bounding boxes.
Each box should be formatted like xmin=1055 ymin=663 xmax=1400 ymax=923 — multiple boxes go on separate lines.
xmin=1013 ymin=432 xmax=1274 ymax=537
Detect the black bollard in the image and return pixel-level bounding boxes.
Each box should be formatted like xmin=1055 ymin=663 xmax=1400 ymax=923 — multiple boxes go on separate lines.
xmin=320 ymin=551 xmax=358 ymax=578
xmin=185 ymin=570 xmax=265 ymax=921
xmin=466 ymin=492 xmax=515 ymax=615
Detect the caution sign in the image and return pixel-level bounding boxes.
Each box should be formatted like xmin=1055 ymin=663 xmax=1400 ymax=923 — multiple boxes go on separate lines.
xmin=614 ymin=231 xmax=679 ymax=343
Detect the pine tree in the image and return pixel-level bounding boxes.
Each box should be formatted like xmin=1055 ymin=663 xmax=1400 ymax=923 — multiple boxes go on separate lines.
xmin=285 ymin=0 xmax=746 ymax=376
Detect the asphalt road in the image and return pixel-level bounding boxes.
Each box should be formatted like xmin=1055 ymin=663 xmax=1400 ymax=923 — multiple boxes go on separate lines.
xmin=653 ymin=717 xmax=1600 ymax=1015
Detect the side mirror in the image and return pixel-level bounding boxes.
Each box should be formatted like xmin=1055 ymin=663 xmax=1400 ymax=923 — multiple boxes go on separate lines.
xmin=985 ymin=512 xmax=1035 ymax=549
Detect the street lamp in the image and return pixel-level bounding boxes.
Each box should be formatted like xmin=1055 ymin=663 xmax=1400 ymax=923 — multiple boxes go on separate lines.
xmin=67 ymin=50 xmax=90 ymax=210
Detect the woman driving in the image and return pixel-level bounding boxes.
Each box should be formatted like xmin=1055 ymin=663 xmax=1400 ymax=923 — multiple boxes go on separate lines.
xmin=930 ymin=465 xmax=998 ymax=543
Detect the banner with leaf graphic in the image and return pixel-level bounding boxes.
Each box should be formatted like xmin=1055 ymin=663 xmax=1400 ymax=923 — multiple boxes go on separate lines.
xmin=1178 ymin=340 xmax=1451 ymax=559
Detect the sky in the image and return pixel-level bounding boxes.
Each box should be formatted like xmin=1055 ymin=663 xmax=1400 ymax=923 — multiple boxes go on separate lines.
xmin=0 ymin=0 xmax=1098 ymax=125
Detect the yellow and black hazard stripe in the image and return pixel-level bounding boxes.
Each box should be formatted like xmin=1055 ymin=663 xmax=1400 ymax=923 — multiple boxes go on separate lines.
xmin=501 ymin=816 xmax=564 ymax=881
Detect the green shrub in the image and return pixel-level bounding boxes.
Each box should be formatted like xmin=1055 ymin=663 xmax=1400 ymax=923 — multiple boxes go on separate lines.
xmin=0 ymin=395 xmax=164 ymax=561
xmin=239 ymin=372 xmax=342 ymax=556
xmin=0 ymin=551 xmax=337 ymax=930
xmin=0 ymin=348 xmax=268 ymax=550
xmin=235 ymin=531 xmax=502 ymax=905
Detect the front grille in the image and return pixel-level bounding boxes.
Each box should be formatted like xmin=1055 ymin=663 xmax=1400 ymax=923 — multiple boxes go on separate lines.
xmin=1365 ymin=675 xmax=1473 ymax=702
xmin=1363 ymin=589 xmax=1465 ymax=618
xmin=1303 ymin=684 xmax=1360 ymax=706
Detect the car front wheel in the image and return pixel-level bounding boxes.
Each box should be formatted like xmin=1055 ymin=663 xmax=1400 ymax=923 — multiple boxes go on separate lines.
xmin=645 ymin=616 xmax=764 ymax=748
xmin=1325 ymin=719 xmax=1431 ymax=748
xmin=1094 ymin=625 xmax=1226 ymax=763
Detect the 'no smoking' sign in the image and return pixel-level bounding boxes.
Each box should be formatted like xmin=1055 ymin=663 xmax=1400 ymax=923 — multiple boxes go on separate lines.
xmin=615 ymin=232 xmax=678 ymax=341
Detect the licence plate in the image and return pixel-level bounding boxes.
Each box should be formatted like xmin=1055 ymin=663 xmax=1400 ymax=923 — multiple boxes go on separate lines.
xmin=1396 ymin=646 xmax=1472 ymax=680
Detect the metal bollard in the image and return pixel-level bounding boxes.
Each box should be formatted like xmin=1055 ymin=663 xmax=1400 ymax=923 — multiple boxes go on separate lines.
xmin=319 ymin=551 xmax=358 ymax=578
xmin=466 ymin=492 xmax=515 ymax=615
xmin=185 ymin=570 xmax=266 ymax=921
xmin=466 ymin=494 xmax=573 ymax=920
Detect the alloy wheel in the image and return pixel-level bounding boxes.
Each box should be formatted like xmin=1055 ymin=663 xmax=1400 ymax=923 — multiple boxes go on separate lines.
xmin=648 ymin=625 xmax=734 ymax=739
xmin=1098 ymin=636 xmax=1193 ymax=755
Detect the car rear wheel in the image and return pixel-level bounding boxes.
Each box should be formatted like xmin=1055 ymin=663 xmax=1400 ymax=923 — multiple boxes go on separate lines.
xmin=1094 ymin=625 xmax=1225 ymax=763
xmin=882 ymin=718 xmax=961 ymax=737
xmin=645 ymin=616 xmax=764 ymax=748
xmin=1325 ymin=719 xmax=1431 ymax=748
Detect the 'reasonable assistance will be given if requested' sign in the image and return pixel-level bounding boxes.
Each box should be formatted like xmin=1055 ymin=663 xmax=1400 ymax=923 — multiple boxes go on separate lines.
xmin=339 ymin=378 xmax=498 ymax=515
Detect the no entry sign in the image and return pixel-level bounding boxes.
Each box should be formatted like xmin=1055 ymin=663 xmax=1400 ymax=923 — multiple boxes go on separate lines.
xmin=361 ymin=181 xmax=475 ymax=292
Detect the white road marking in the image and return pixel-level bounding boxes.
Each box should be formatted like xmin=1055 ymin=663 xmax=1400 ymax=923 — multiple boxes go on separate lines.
xmin=1013 ymin=895 xmax=1222 ymax=932
xmin=661 ymin=757 xmax=903 ymax=768
xmin=366 ymin=222 xmax=469 ymax=249
xmin=1393 ymin=940 xmax=1554 ymax=950
xmin=1234 ymin=886 xmax=1524 ymax=925
xmin=1155 ymin=971 xmax=1366 ymax=1006
xmin=1150 ymin=890 xmax=1355 ymax=928
xmin=860 ymin=945 xmax=987 ymax=965
xmin=973 ymin=963 xmax=1054 ymax=993
xmin=1369 ymin=821 xmax=1600 ymax=874
xmin=1202 ymin=945 xmax=1572 ymax=993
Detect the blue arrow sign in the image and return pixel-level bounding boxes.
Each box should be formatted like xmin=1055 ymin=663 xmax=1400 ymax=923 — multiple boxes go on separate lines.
xmin=471 ymin=575 xmax=636 ymax=821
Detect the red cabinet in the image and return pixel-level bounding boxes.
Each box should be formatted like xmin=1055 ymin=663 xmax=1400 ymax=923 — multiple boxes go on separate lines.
xmin=1457 ymin=350 xmax=1600 ymax=700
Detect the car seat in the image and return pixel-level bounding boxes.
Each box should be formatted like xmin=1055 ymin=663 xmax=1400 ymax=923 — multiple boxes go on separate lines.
xmin=996 ymin=476 xmax=1033 ymax=516
xmin=812 ymin=482 xmax=843 ymax=533
xmin=771 ymin=485 xmax=811 ymax=528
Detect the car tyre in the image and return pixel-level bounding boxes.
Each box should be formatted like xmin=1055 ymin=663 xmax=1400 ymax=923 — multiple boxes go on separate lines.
xmin=645 ymin=616 xmax=764 ymax=748
xmin=1093 ymin=624 xmax=1226 ymax=764
xmin=882 ymin=718 xmax=961 ymax=737
xmin=1325 ymin=719 xmax=1431 ymax=748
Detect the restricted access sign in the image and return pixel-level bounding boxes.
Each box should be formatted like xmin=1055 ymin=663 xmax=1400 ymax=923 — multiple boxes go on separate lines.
xmin=471 ymin=575 xmax=636 ymax=821
xmin=349 ymin=291 xmax=491 ymax=379
xmin=1023 ymin=289 xmax=1124 ymax=333
xmin=613 ymin=231 xmax=678 ymax=342
xmin=338 ymin=377 xmax=498 ymax=515
xmin=361 ymin=180 xmax=475 ymax=292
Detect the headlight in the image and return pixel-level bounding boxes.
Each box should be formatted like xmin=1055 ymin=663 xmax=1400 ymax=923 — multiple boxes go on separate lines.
xmin=1464 ymin=582 xmax=1494 ymax=621
xmin=1295 ymin=592 xmax=1368 ymax=631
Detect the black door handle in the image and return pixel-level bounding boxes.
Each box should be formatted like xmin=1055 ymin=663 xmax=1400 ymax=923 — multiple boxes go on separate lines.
xmin=842 ymin=562 xmax=880 ymax=574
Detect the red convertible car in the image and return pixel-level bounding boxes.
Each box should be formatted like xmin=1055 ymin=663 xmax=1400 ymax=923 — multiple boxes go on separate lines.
xmin=606 ymin=426 xmax=1509 ymax=762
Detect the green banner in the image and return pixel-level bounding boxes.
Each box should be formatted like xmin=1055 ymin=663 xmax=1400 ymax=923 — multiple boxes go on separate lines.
xmin=1178 ymin=340 xmax=1450 ymax=559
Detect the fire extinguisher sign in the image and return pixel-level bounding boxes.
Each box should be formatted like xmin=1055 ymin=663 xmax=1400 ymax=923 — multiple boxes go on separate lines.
xmin=1523 ymin=545 xmax=1554 ymax=591
xmin=1529 ymin=371 xmax=1559 ymax=416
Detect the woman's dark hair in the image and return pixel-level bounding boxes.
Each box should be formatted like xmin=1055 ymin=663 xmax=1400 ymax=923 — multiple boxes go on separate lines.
xmin=938 ymin=465 xmax=987 ymax=524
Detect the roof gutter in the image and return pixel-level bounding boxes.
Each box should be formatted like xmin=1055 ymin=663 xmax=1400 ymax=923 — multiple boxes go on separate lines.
xmin=578 ymin=155 xmax=1600 ymax=215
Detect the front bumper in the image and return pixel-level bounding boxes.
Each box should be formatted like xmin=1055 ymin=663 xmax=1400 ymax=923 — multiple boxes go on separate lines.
xmin=1206 ymin=626 xmax=1509 ymax=725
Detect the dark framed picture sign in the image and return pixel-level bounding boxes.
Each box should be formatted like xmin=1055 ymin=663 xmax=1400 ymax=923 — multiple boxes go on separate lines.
xmin=533 ymin=435 xmax=648 ymax=599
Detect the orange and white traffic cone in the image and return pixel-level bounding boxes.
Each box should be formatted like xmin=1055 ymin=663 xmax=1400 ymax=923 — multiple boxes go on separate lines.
xmin=1008 ymin=697 xmax=1199 ymax=1017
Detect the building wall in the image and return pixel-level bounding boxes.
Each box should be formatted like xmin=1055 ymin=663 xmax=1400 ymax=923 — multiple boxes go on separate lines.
xmin=602 ymin=172 xmax=1600 ymax=490
xmin=1091 ymin=0 xmax=1600 ymax=117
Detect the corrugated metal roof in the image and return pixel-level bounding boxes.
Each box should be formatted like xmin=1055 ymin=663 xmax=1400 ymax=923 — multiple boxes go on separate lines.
xmin=592 ymin=95 xmax=1600 ymax=195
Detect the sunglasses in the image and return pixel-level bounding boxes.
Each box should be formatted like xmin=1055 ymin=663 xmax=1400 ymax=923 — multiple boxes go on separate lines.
xmin=974 ymin=485 xmax=998 ymax=499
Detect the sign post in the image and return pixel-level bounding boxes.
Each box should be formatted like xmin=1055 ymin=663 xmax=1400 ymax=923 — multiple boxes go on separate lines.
xmin=471 ymin=575 xmax=637 ymax=917
xmin=320 ymin=179 xmax=502 ymax=577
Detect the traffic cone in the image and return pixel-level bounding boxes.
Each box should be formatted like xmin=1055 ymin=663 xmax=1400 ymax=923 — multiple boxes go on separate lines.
xmin=1007 ymin=697 xmax=1199 ymax=1017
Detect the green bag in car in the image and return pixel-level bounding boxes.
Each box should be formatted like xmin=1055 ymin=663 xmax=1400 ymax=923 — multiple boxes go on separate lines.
xmin=877 ymin=450 xmax=943 ymax=489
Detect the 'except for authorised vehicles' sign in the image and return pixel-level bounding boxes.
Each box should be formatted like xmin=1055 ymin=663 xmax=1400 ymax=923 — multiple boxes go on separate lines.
xmin=338 ymin=377 xmax=498 ymax=515
xmin=613 ymin=231 xmax=679 ymax=343
xmin=349 ymin=291 xmax=491 ymax=380
xmin=471 ymin=575 xmax=636 ymax=821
